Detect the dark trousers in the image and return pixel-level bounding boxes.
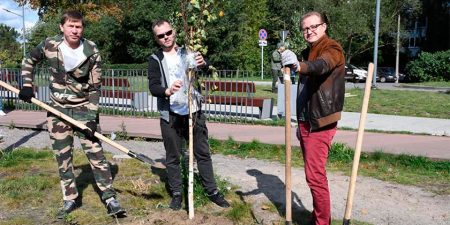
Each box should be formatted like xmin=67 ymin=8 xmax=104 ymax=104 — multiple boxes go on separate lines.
xmin=160 ymin=111 xmax=217 ymax=195
xmin=271 ymin=69 xmax=282 ymax=92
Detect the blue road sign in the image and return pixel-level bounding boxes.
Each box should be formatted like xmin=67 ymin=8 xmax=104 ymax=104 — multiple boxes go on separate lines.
xmin=259 ymin=29 xmax=267 ymax=40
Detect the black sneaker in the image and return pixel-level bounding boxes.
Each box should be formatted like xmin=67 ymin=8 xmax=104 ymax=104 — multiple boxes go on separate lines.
xmin=208 ymin=191 xmax=230 ymax=208
xmin=56 ymin=200 xmax=77 ymax=219
xmin=106 ymin=198 xmax=126 ymax=217
xmin=169 ymin=193 xmax=182 ymax=210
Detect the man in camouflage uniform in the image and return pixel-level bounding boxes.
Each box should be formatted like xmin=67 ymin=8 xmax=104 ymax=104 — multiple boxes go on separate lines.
xmin=19 ymin=10 xmax=125 ymax=218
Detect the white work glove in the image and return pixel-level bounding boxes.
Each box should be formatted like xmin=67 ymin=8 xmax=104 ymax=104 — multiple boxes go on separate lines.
xmin=281 ymin=49 xmax=300 ymax=71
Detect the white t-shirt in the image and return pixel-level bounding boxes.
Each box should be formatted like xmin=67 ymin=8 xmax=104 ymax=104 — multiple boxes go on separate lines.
xmin=164 ymin=51 xmax=199 ymax=115
xmin=59 ymin=41 xmax=85 ymax=72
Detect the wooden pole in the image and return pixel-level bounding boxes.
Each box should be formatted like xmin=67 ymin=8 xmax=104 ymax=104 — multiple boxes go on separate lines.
xmin=343 ymin=63 xmax=374 ymax=225
xmin=187 ymin=69 xmax=195 ymax=219
xmin=283 ymin=67 xmax=292 ymax=225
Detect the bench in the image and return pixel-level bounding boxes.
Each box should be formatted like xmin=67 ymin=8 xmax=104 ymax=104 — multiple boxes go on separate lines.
xmin=202 ymin=80 xmax=273 ymax=119
xmin=100 ymin=77 xmax=148 ymax=110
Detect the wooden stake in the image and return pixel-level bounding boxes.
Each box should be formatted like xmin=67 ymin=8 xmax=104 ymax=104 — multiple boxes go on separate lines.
xmin=187 ymin=68 xmax=195 ymax=219
xmin=283 ymin=67 xmax=292 ymax=225
xmin=343 ymin=63 xmax=375 ymax=225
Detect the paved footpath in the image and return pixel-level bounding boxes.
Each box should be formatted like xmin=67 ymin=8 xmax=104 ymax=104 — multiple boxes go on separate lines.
xmin=0 ymin=110 xmax=448 ymax=160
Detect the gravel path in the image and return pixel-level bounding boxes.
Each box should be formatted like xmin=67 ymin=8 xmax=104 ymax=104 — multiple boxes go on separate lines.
xmin=1 ymin=127 xmax=449 ymax=225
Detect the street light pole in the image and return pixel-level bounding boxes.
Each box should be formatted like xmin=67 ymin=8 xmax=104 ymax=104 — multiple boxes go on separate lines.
xmin=22 ymin=4 xmax=26 ymax=57
xmin=372 ymin=0 xmax=381 ymax=89
xmin=395 ymin=14 xmax=400 ymax=84
xmin=3 ymin=5 xmax=26 ymax=57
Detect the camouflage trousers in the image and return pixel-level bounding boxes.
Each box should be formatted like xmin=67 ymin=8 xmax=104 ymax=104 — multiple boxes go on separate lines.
xmin=47 ymin=104 xmax=116 ymax=202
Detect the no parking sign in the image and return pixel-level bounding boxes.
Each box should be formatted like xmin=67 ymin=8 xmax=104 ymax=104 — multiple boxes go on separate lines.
xmin=258 ymin=29 xmax=267 ymax=79
xmin=259 ymin=29 xmax=267 ymax=40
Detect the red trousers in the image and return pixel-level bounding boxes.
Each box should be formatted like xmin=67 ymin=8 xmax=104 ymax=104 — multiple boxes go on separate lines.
xmin=298 ymin=121 xmax=337 ymax=225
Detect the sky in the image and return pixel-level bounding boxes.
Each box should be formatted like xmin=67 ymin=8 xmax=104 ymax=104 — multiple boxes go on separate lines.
xmin=0 ymin=0 xmax=39 ymax=41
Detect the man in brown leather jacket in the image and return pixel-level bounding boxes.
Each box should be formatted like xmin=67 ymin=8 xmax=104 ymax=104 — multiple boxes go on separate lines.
xmin=281 ymin=11 xmax=345 ymax=225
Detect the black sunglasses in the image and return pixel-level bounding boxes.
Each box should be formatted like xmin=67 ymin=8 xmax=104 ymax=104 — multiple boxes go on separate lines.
xmin=156 ymin=30 xmax=173 ymax=39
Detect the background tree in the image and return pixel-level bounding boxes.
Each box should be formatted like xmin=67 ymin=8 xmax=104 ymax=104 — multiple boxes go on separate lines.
xmin=12 ymin=0 xmax=425 ymax=71
xmin=266 ymin=1 xmax=307 ymax=54
xmin=0 ymin=24 xmax=22 ymax=67
xmin=118 ymin=0 xmax=178 ymax=63
xmin=205 ymin=0 xmax=269 ymax=70
xmin=24 ymin=0 xmax=124 ymax=22
xmin=22 ymin=0 xmax=175 ymax=64
xmin=270 ymin=0 xmax=422 ymax=67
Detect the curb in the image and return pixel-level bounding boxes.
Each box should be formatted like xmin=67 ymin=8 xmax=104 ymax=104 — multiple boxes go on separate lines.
xmin=395 ymin=84 xmax=450 ymax=91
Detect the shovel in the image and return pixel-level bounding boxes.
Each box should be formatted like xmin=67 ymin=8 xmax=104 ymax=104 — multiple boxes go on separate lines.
xmin=0 ymin=80 xmax=165 ymax=169
xmin=283 ymin=66 xmax=293 ymax=225
xmin=342 ymin=63 xmax=375 ymax=225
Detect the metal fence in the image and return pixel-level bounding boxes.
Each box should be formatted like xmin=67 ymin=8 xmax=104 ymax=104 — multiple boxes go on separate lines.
xmin=0 ymin=68 xmax=272 ymax=123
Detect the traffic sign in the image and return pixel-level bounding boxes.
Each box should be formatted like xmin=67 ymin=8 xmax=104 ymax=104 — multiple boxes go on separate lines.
xmin=259 ymin=29 xmax=267 ymax=40
xmin=258 ymin=40 xmax=267 ymax=46
xmin=280 ymin=30 xmax=289 ymax=42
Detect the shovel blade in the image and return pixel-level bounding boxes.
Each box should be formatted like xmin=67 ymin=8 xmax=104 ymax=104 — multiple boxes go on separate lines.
xmin=127 ymin=151 xmax=165 ymax=169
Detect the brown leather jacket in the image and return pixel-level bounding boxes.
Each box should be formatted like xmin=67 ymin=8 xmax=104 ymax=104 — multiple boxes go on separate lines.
xmin=297 ymin=35 xmax=346 ymax=131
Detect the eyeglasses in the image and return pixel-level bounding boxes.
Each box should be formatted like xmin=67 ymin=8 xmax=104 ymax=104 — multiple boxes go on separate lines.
xmin=301 ymin=23 xmax=325 ymax=33
xmin=156 ymin=30 xmax=173 ymax=39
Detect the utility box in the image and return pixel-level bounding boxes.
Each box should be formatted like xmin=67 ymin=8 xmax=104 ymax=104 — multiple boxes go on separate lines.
xmin=276 ymin=83 xmax=297 ymax=119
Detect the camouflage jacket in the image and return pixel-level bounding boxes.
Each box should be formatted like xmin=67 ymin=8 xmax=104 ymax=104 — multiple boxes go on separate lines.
xmin=21 ymin=34 xmax=101 ymax=115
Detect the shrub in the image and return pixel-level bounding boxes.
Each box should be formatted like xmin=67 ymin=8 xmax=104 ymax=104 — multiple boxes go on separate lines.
xmin=406 ymin=50 xmax=450 ymax=82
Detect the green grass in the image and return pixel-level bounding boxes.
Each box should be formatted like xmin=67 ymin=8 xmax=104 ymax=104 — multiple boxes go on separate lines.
xmin=0 ymin=148 xmax=53 ymax=167
xmin=343 ymin=88 xmax=450 ymax=119
xmin=226 ymin=201 xmax=254 ymax=224
xmin=0 ymin=147 xmax=252 ymax=224
xmin=253 ymin=82 xmax=450 ymax=119
xmin=210 ymin=138 xmax=450 ymax=195
xmin=0 ymin=218 xmax=35 ymax=225
xmin=0 ymin=145 xmax=384 ymax=225
xmin=407 ymin=81 xmax=450 ymax=88
xmin=0 ymin=146 xmax=377 ymax=225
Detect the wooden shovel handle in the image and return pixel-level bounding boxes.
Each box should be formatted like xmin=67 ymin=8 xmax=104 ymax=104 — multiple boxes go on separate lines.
xmin=343 ymin=63 xmax=375 ymax=224
xmin=283 ymin=66 xmax=292 ymax=224
xmin=0 ymin=80 xmax=131 ymax=155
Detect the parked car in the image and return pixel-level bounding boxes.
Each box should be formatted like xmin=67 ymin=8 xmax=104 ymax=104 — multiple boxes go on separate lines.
xmin=345 ymin=64 xmax=367 ymax=82
xmin=344 ymin=65 xmax=354 ymax=81
xmin=398 ymin=72 xmax=412 ymax=83
xmin=377 ymin=67 xmax=403 ymax=83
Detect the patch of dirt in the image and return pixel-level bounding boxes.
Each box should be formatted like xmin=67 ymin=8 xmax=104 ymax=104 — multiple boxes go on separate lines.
xmin=212 ymin=154 xmax=450 ymax=225
xmin=122 ymin=210 xmax=234 ymax=225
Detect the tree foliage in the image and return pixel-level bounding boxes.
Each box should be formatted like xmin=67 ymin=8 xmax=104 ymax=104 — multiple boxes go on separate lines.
xmin=0 ymin=24 xmax=21 ymax=67
xmin=205 ymin=0 xmax=269 ymax=70
xmin=23 ymin=0 xmax=125 ymax=22
xmin=24 ymin=0 xmax=178 ymax=64
xmin=406 ymin=50 xmax=450 ymax=82
xmin=11 ymin=0 xmax=423 ymax=70
xmin=173 ymin=0 xmax=222 ymax=55
xmin=268 ymin=0 xmax=422 ymax=66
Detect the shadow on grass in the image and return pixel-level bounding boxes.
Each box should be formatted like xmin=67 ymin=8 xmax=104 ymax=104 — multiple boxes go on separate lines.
xmin=237 ymin=169 xmax=312 ymax=225
xmin=2 ymin=122 xmax=46 ymax=152
xmin=74 ymin=162 xmax=169 ymax=203
xmin=151 ymin=165 xmax=170 ymax=194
